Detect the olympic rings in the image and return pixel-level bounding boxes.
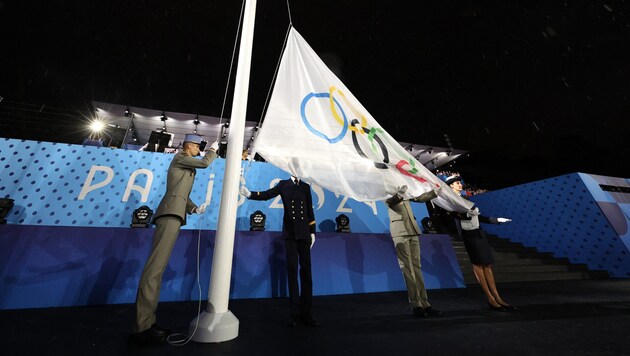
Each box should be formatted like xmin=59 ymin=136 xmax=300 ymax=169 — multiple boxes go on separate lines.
xmin=300 ymin=92 xmax=348 ymax=144
xmin=350 ymin=119 xmax=389 ymax=169
xmin=302 ymin=87 xmax=430 ymax=182
xmin=329 ymin=86 xmax=367 ymax=134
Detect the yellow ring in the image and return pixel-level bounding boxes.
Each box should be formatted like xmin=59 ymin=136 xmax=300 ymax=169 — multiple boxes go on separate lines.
xmin=329 ymin=86 xmax=367 ymax=134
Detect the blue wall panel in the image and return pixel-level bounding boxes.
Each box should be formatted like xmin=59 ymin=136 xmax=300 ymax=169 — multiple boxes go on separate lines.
xmin=0 ymin=138 xmax=429 ymax=233
xmin=0 ymin=225 xmax=464 ymax=309
xmin=470 ymin=173 xmax=630 ymax=278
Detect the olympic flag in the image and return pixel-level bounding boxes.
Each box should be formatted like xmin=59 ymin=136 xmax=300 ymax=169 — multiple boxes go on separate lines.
xmin=253 ymin=28 xmax=472 ymax=212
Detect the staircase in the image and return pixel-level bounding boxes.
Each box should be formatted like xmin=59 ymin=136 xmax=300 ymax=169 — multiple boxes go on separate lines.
xmin=451 ymin=233 xmax=610 ymax=284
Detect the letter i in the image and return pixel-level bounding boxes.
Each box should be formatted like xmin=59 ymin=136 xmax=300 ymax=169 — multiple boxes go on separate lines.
xmin=204 ymin=174 xmax=215 ymax=205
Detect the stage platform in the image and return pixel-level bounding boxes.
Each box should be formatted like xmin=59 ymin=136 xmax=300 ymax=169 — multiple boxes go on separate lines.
xmin=1 ymin=279 xmax=629 ymax=355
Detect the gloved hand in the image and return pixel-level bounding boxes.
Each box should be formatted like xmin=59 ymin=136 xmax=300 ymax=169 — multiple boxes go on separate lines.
xmin=209 ymin=141 xmax=219 ymax=151
xmin=467 ymin=207 xmax=480 ymax=217
xmin=497 ymin=217 xmax=512 ymax=223
xmin=310 ymin=233 xmax=316 ymax=249
xmin=397 ymin=185 xmax=408 ymax=196
xmin=195 ymin=203 xmax=207 ymax=214
xmin=239 ymin=186 xmax=251 ymax=198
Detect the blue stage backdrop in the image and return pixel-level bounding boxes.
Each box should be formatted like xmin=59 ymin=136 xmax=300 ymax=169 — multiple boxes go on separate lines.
xmin=0 ymin=138 xmax=429 ymax=233
xmin=470 ymin=173 xmax=630 ymax=278
xmin=0 ymin=226 xmax=464 ymax=309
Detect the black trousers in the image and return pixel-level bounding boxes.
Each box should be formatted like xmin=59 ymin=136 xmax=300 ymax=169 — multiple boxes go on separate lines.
xmin=284 ymin=238 xmax=313 ymax=318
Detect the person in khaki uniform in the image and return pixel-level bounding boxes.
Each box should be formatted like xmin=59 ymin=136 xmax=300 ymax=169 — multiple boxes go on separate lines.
xmin=385 ymin=184 xmax=442 ymax=318
xmin=128 ymin=134 xmax=218 ymax=346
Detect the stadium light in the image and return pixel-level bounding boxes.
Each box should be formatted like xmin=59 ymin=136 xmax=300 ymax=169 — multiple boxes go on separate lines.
xmin=89 ymin=120 xmax=105 ymax=133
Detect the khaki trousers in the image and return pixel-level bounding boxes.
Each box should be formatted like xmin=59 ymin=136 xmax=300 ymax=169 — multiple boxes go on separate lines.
xmin=134 ymin=216 xmax=182 ymax=332
xmin=392 ymin=235 xmax=430 ymax=309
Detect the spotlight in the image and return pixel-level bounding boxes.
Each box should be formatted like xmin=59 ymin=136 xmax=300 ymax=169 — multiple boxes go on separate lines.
xmin=193 ymin=115 xmax=201 ymax=134
xmin=250 ymin=210 xmax=266 ymax=231
xmin=0 ymin=198 xmax=15 ymax=224
xmin=405 ymin=145 xmax=414 ymax=152
xmin=415 ymin=147 xmax=434 ymax=160
xmin=335 ymin=214 xmax=351 ymax=233
xmin=160 ymin=112 xmax=167 ymax=121
xmin=223 ymin=122 xmax=230 ymax=128
xmin=417 ymin=147 xmax=433 ymax=156
xmin=421 ymin=217 xmax=437 ymax=233
xmin=89 ymin=120 xmax=105 ymax=133
xmin=131 ymin=205 xmax=153 ymax=228
xmin=124 ymin=106 xmax=131 ymax=117
xmin=446 ymin=150 xmax=452 ymax=156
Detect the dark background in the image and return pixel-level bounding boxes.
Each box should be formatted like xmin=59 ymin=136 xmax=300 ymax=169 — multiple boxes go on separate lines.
xmin=1 ymin=0 xmax=628 ymax=189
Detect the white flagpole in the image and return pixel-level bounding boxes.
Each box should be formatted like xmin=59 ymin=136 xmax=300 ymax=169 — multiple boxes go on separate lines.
xmin=190 ymin=0 xmax=257 ymax=343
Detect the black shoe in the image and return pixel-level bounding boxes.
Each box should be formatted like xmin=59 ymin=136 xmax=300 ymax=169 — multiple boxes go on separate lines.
xmin=499 ymin=304 xmax=517 ymax=311
xmin=487 ymin=303 xmax=508 ymax=312
xmin=127 ymin=327 xmax=167 ymax=346
xmin=413 ymin=307 xmax=428 ymax=318
xmin=300 ymin=316 xmax=319 ymax=327
xmin=150 ymin=323 xmax=172 ymax=337
xmin=423 ymin=307 xmax=442 ymax=317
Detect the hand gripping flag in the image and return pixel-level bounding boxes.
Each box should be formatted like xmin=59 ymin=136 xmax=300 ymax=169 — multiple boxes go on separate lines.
xmin=252 ymin=28 xmax=472 ymax=212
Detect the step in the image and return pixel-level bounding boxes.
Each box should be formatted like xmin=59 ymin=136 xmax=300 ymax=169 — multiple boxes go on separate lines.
xmin=459 ymin=265 xmax=573 ymax=277
xmin=456 ymin=259 xmax=564 ymax=269
xmin=457 ymin=252 xmax=564 ymax=267
xmin=461 ymin=271 xmax=594 ymax=283
xmin=492 ymin=264 xmax=571 ymax=273
xmin=449 ymin=234 xmax=609 ymax=283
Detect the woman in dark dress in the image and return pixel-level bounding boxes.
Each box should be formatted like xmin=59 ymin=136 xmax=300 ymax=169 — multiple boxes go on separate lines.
xmin=444 ymin=174 xmax=516 ymax=311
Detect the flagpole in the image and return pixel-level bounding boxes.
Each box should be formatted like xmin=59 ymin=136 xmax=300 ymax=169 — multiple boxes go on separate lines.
xmin=189 ymin=0 xmax=257 ymax=343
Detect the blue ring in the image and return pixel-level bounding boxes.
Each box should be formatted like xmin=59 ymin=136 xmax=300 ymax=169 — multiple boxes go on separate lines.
xmin=301 ymin=92 xmax=348 ymax=144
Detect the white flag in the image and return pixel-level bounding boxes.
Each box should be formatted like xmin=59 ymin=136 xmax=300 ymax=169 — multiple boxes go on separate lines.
xmin=253 ymin=28 xmax=472 ymax=212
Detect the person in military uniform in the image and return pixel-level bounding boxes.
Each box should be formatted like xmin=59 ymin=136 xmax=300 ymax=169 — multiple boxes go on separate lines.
xmin=385 ymin=184 xmax=443 ymax=318
xmin=129 ymin=134 xmax=219 ymax=346
xmin=240 ymin=176 xmax=318 ymax=327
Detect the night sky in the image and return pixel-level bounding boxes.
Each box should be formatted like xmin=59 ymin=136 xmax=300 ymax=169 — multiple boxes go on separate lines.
xmin=1 ymin=0 xmax=629 ymax=189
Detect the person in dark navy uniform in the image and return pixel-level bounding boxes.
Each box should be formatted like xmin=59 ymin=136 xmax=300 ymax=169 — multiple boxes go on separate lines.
xmin=443 ymin=174 xmax=515 ymax=312
xmin=240 ymin=176 xmax=318 ymax=327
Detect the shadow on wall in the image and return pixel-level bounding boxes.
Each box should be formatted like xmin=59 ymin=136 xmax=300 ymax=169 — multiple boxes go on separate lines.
xmin=426 ymin=239 xmax=465 ymax=288
xmin=319 ymin=219 xmax=335 ymax=232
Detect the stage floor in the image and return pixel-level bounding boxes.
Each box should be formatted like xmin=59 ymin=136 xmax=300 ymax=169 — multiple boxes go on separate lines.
xmin=2 ymin=279 xmax=630 ymax=356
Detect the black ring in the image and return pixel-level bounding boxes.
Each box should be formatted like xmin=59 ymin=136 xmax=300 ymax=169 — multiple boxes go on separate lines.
xmin=350 ymin=119 xmax=389 ymax=169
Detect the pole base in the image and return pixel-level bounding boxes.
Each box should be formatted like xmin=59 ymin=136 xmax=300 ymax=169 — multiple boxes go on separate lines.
xmin=189 ymin=310 xmax=239 ymax=343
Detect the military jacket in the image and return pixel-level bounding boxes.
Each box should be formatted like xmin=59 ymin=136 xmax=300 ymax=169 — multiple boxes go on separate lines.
xmin=249 ymin=179 xmax=316 ymax=240
xmin=385 ymin=189 xmax=437 ymax=238
xmin=153 ymin=150 xmax=217 ymax=226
